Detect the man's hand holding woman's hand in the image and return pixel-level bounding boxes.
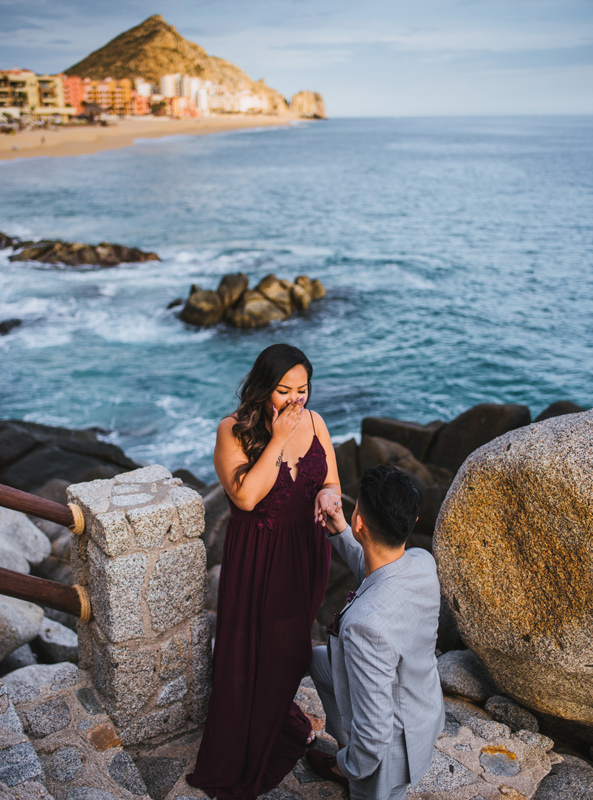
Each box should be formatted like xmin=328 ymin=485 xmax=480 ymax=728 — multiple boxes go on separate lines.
xmin=315 ymin=490 xmax=346 ymax=534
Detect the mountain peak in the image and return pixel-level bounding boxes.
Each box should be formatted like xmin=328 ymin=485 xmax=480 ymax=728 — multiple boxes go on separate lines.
xmin=64 ymin=16 xmax=325 ymax=118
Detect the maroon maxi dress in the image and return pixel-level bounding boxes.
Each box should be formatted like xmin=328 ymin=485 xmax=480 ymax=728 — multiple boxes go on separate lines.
xmin=187 ymin=425 xmax=331 ymax=799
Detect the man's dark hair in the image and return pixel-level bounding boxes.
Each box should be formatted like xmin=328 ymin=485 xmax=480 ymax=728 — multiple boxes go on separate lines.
xmin=357 ymin=466 xmax=420 ymax=548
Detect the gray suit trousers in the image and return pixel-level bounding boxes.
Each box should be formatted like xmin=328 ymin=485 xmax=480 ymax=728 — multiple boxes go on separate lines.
xmin=310 ymin=645 xmax=409 ymax=800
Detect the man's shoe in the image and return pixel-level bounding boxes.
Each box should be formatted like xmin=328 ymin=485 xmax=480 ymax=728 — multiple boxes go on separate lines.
xmin=305 ymin=748 xmax=349 ymax=787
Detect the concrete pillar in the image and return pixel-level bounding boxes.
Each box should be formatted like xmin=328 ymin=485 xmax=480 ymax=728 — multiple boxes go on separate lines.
xmin=67 ymin=465 xmax=211 ymax=746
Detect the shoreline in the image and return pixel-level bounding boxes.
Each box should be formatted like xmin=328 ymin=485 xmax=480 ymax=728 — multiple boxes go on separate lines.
xmin=0 ymin=114 xmax=297 ymax=161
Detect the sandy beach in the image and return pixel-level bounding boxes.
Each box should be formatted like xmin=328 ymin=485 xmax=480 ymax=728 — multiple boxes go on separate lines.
xmin=0 ymin=114 xmax=295 ymax=160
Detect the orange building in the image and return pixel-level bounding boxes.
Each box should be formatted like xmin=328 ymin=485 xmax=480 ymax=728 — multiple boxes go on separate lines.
xmin=132 ymin=93 xmax=151 ymax=116
xmin=60 ymin=75 xmax=85 ymax=115
xmin=170 ymin=96 xmax=199 ymax=118
xmin=83 ymin=77 xmax=133 ymax=115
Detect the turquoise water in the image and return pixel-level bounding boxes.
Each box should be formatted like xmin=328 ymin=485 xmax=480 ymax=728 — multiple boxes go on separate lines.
xmin=1 ymin=117 xmax=592 ymax=481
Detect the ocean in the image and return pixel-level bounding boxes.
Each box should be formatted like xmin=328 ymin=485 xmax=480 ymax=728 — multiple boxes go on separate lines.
xmin=1 ymin=116 xmax=592 ymax=482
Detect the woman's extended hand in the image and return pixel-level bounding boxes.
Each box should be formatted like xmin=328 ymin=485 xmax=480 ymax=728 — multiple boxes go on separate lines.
xmin=314 ymin=489 xmax=342 ymax=527
xmin=271 ymin=398 xmax=304 ymax=446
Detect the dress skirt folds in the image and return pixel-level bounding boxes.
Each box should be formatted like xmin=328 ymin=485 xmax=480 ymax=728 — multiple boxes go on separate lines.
xmin=187 ymin=434 xmax=331 ymax=799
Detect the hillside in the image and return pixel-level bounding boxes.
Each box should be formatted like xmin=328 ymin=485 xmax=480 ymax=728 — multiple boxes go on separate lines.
xmin=65 ymin=15 xmax=322 ymax=117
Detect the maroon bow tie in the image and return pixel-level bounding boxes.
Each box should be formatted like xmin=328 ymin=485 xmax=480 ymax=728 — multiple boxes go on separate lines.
xmin=326 ymin=590 xmax=358 ymax=637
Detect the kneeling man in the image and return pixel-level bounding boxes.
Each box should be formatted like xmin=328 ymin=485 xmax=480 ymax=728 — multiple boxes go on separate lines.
xmin=308 ymin=465 xmax=444 ymax=800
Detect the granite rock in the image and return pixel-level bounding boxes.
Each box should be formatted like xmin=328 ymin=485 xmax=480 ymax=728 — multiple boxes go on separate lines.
xmin=0 ymin=644 xmax=37 ymax=677
xmin=156 ymin=676 xmax=188 ymax=707
xmin=438 ymin=650 xmax=498 ymax=703
xmin=2 ymin=663 xmax=81 ymax=705
xmin=87 ymin=542 xmax=148 ymax=643
xmin=410 ymin=748 xmax=483 ymax=794
xmin=75 ymin=688 xmax=103 ymax=717
xmin=66 ymin=788 xmax=119 ymax=800
xmin=0 ymin=597 xmax=44 ymax=662
xmin=41 ymin=746 xmax=83 ymax=782
xmin=146 ymin=541 xmax=206 ymax=633
xmin=485 ymin=695 xmax=539 ymax=733
xmin=159 ymin=634 xmax=189 ymax=680
xmin=36 ymin=618 xmax=78 ymax=664
xmin=98 ymin=644 xmax=158 ymax=728
xmin=190 ymin=611 xmax=213 ymax=724
xmin=119 ymin=702 xmax=186 ymax=746
xmin=0 ymin=781 xmax=55 ymax=799
xmin=532 ymin=754 xmax=593 ymax=800
xmin=22 ymin=698 xmax=71 ymax=738
xmin=0 ymin=508 xmax=51 ymax=566
xmin=134 ymin=756 xmax=186 ymax=800
xmin=0 ymin=544 xmax=30 ymax=574
xmin=434 ymin=409 xmax=593 ymax=739
xmin=107 ymin=751 xmax=148 ymax=795
xmin=0 ymin=741 xmax=44 ymax=786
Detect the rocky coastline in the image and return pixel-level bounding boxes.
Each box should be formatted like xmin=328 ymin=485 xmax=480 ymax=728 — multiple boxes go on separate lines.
xmin=0 ymin=231 xmax=159 ymax=268
xmin=1 ymin=400 xmax=592 ymax=798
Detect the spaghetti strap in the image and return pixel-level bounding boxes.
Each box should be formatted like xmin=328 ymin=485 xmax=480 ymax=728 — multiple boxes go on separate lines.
xmin=309 ymin=409 xmax=316 ymax=435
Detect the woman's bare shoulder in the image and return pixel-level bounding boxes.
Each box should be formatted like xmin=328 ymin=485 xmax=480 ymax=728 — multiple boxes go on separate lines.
xmin=309 ymin=409 xmax=327 ymax=428
xmin=217 ymin=415 xmax=238 ymax=437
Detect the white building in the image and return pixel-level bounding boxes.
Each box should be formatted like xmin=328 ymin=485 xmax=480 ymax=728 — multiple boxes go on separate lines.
xmin=160 ymin=74 xmax=182 ymax=98
xmin=134 ymin=78 xmax=153 ymax=98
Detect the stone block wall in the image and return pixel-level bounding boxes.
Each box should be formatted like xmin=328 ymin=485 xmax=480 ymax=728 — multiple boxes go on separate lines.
xmin=67 ymin=465 xmax=211 ymax=746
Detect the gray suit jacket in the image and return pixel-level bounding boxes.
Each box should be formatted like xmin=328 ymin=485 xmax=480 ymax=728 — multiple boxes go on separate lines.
xmin=328 ymin=526 xmax=444 ymax=795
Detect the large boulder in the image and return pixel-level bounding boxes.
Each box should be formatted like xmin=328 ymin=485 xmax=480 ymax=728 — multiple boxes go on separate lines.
xmin=180 ymin=287 xmax=224 ymax=326
xmin=534 ymin=400 xmax=585 ymax=423
xmin=0 ymin=508 xmax=50 ymax=566
xmin=180 ymin=272 xmax=249 ymax=327
xmin=426 ymin=403 xmax=531 ymax=474
xmin=226 ymin=289 xmax=289 ymax=328
xmin=359 ymin=435 xmax=435 ymax=486
xmin=433 ymin=409 xmax=593 ymax=742
xmin=333 ymin=438 xmax=359 ymax=490
xmin=0 ymin=420 xmax=139 ymax=492
xmin=0 ymin=597 xmax=44 ymax=662
xmin=255 ymin=274 xmax=293 ymax=317
xmin=361 ymin=417 xmax=444 ymax=461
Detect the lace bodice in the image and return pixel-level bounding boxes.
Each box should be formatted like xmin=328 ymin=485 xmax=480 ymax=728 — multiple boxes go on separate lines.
xmin=227 ymin=434 xmax=328 ymax=530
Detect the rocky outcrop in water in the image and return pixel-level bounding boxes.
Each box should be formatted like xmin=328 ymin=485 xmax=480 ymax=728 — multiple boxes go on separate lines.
xmin=289 ymin=91 xmax=327 ymax=119
xmin=0 ymin=232 xmax=160 ymax=268
xmin=179 ymin=272 xmax=326 ymax=329
xmin=433 ymin=409 xmax=593 ymax=745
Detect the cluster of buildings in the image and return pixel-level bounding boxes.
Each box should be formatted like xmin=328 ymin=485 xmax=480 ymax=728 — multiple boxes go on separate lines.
xmin=0 ymin=69 xmax=268 ymax=122
xmin=0 ymin=68 xmax=271 ymax=124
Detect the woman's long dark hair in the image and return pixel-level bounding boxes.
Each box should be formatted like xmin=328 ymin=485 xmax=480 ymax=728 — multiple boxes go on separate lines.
xmin=232 ymin=344 xmax=313 ymax=486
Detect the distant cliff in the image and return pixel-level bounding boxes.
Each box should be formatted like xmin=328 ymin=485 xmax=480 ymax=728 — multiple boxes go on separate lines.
xmin=65 ymin=15 xmax=325 ymax=118
xmin=289 ymin=91 xmax=326 ymax=119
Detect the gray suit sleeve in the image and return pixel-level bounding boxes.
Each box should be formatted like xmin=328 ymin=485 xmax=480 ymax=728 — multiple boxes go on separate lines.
xmin=336 ymin=618 xmax=398 ymax=781
xmin=328 ymin=525 xmax=366 ymax=584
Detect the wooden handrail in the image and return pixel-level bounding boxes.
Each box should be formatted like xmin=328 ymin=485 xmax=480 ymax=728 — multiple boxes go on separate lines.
xmin=0 ymin=483 xmax=84 ymax=534
xmin=0 ymin=567 xmax=91 ymax=621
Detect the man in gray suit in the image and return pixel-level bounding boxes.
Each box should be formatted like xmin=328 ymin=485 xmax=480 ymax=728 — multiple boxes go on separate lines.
xmin=307 ymin=465 xmax=444 ymax=799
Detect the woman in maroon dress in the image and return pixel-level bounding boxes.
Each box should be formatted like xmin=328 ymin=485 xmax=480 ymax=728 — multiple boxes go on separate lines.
xmin=187 ymin=344 xmax=341 ymax=799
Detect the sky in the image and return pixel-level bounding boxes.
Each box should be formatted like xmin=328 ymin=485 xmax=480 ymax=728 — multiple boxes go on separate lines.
xmin=1 ymin=0 xmax=592 ymax=116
